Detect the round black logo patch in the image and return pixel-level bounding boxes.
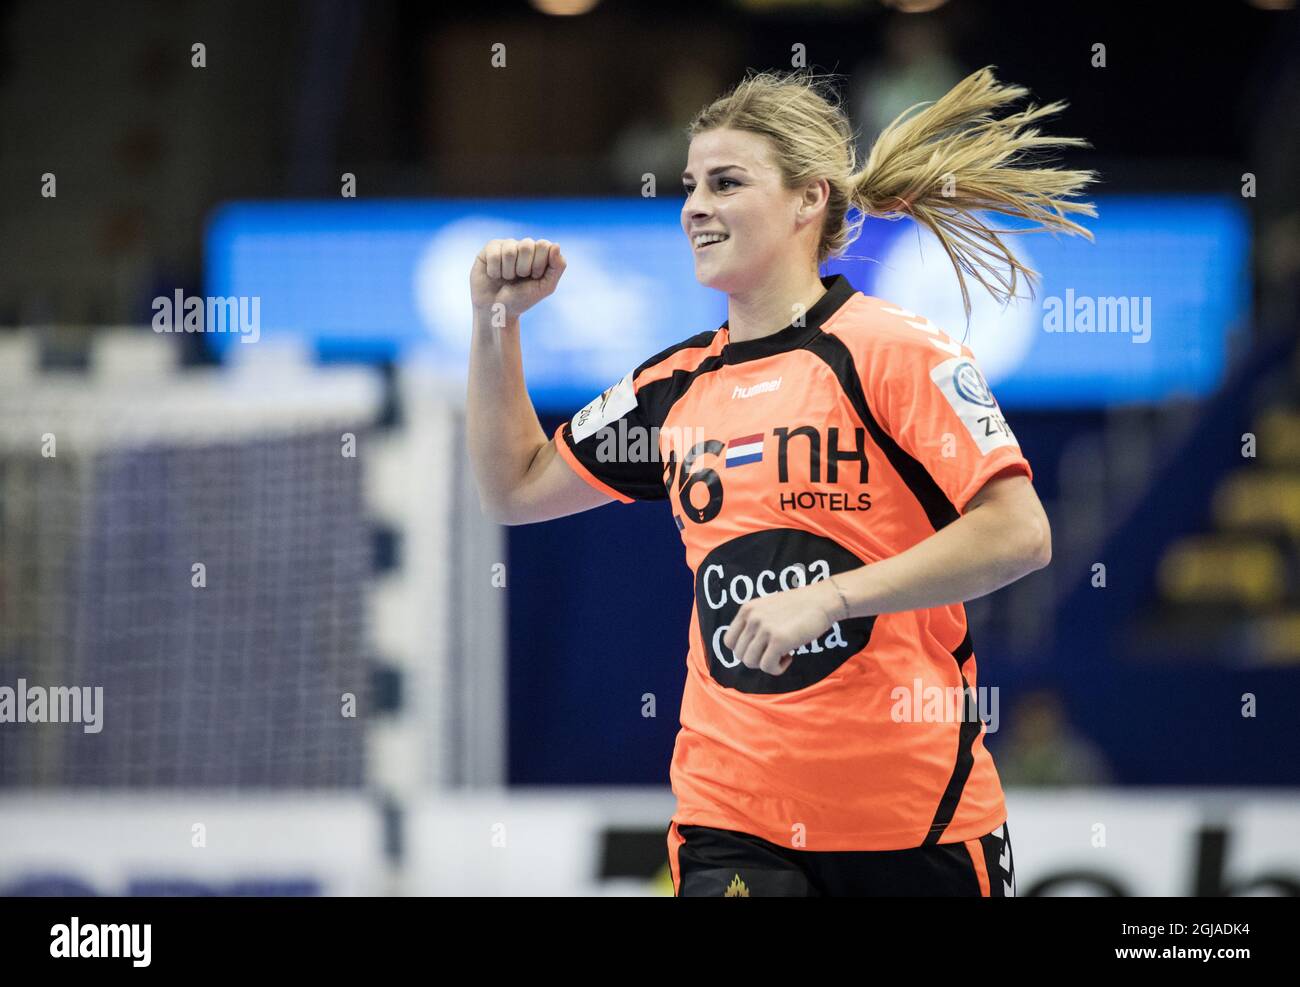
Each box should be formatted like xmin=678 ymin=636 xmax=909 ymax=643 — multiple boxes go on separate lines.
xmin=695 ymin=528 xmax=876 ymax=694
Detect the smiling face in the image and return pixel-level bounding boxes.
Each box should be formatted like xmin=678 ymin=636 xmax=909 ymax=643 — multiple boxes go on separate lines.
xmin=681 ymin=128 xmax=825 ymax=295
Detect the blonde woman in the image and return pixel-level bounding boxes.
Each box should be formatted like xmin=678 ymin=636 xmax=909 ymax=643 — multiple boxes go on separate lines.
xmin=467 ymin=66 xmax=1096 ymax=896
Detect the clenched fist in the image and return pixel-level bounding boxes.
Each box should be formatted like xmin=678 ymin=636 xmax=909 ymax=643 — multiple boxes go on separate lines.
xmin=470 ymin=238 xmax=566 ymax=322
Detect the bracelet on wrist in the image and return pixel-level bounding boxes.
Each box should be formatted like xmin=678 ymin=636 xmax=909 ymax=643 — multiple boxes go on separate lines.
xmin=828 ymin=575 xmax=850 ymax=623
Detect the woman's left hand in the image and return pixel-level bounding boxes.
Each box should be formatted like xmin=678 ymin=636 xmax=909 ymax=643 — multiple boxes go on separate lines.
xmin=721 ymin=579 xmax=844 ymax=676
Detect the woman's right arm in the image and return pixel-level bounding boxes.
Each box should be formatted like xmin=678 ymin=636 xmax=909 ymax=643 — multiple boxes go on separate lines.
xmin=467 ymin=238 xmax=615 ymax=526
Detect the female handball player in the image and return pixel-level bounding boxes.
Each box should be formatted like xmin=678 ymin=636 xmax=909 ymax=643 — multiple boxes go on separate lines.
xmin=467 ymin=65 xmax=1096 ymax=896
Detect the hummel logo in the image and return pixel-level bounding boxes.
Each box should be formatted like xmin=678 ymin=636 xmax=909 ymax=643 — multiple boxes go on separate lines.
xmin=732 ymin=377 xmax=781 ymax=399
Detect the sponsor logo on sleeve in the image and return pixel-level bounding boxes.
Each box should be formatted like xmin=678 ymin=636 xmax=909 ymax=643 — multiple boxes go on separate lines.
xmin=929 ymin=358 xmax=1019 ymax=455
xmin=571 ymin=369 xmax=638 ymax=443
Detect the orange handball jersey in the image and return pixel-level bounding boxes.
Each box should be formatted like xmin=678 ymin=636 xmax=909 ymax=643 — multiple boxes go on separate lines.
xmin=554 ymin=273 xmax=1033 ymax=851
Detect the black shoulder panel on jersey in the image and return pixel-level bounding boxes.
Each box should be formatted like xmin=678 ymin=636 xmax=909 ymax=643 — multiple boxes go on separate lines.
xmin=806 ymin=332 xmax=961 ymax=533
xmin=633 ymin=330 xmax=718 ymax=380
xmin=629 ymin=332 xmax=725 ymax=429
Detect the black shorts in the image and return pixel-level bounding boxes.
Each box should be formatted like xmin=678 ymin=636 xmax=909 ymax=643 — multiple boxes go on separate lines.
xmin=667 ymin=820 xmax=1015 ymax=897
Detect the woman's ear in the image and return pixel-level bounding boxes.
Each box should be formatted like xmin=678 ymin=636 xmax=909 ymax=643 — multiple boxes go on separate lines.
xmin=804 ymin=178 xmax=830 ymax=217
xmin=797 ymin=178 xmax=828 ymax=222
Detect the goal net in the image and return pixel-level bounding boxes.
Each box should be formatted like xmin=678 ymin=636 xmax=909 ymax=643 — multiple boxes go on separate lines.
xmin=0 ymin=353 xmax=383 ymax=790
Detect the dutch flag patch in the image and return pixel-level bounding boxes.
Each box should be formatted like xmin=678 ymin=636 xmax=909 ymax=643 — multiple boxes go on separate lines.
xmin=724 ymin=433 xmax=764 ymax=468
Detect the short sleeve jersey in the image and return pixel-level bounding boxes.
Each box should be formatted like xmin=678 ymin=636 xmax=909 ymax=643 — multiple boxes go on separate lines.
xmin=554 ymin=273 xmax=1033 ymax=851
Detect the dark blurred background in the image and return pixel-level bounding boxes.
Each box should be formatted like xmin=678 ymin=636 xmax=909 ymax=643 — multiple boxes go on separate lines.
xmin=1 ymin=0 xmax=1296 ymax=325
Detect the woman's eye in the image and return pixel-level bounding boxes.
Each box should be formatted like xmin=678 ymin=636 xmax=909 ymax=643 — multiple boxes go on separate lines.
xmin=683 ymin=178 xmax=737 ymax=196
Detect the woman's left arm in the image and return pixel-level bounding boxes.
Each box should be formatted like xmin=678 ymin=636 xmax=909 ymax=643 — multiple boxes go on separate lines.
xmin=722 ymin=467 xmax=1051 ymax=674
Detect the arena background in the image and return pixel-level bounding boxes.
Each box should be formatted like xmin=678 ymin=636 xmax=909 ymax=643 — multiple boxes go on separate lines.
xmin=0 ymin=0 xmax=1298 ymax=896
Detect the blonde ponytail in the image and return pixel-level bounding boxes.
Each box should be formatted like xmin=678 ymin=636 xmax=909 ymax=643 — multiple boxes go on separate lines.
xmin=853 ymin=66 xmax=1099 ymax=320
